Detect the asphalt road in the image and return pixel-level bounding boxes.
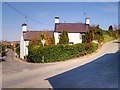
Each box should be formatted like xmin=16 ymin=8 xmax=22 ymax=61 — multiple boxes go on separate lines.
xmin=2 ymin=50 xmax=54 ymax=74
xmin=2 ymin=40 xmax=120 ymax=88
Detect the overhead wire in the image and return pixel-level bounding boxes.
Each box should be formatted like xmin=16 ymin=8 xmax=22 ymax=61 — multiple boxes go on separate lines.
xmin=3 ymin=1 xmax=53 ymax=26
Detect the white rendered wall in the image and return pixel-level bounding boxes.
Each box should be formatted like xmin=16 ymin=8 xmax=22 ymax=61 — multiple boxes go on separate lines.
xmin=54 ymin=32 xmax=82 ymax=44
xmin=24 ymin=41 xmax=29 ymax=56
xmin=54 ymin=32 xmax=59 ymax=44
xmin=20 ymin=32 xmax=29 ymax=59
xmin=68 ymin=33 xmax=82 ymax=44
xmin=20 ymin=33 xmax=24 ymax=59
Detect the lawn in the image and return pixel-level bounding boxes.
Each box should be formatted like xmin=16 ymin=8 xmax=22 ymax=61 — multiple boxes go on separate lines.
xmin=103 ymin=35 xmax=113 ymax=43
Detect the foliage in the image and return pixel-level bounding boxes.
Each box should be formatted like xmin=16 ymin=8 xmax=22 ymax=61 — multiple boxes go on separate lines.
xmin=0 ymin=44 xmax=7 ymax=57
xmin=39 ymin=32 xmax=49 ymax=47
xmin=50 ymin=36 xmax=55 ymax=45
xmin=108 ymin=30 xmax=118 ymax=39
xmin=103 ymin=35 xmax=113 ymax=43
xmin=16 ymin=44 xmax=20 ymax=55
xmin=83 ymin=24 xmax=119 ymax=44
xmin=28 ymin=42 xmax=98 ymax=63
xmin=82 ymin=26 xmax=104 ymax=43
xmin=59 ymin=30 xmax=69 ymax=44
xmin=82 ymin=32 xmax=92 ymax=43
xmin=108 ymin=25 xmax=113 ymax=31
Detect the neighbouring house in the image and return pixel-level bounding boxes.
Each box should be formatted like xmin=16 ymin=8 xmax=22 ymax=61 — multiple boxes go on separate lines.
xmin=10 ymin=41 xmax=20 ymax=48
xmin=20 ymin=17 xmax=90 ymax=59
xmin=20 ymin=24 xmax=53 ymax=59
xmin=54 ymin=17 xmax=90 ymax=44
xmin=2 ymin=41 xmax=11 ymax=46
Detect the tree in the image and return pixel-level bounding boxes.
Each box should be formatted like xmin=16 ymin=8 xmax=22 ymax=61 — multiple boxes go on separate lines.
xmin=59 ymin=30 xmax=69 ymax=44
xmin=96 ymin=24 xmax=99 ymax=29
xmin=108 ymin=25 xmax=113 ymax=31
xmin=50 ymin=36 xmax=55 ymax=45
xmin=39 ymin=32 xmax=49 ymax=46
xmin=82 ymin=32 xmax=91 ymax=43
xmin=16 ymin=44 xmax=20 ymax=55
xmin=83 ymin=26 xmax=104 ymax=43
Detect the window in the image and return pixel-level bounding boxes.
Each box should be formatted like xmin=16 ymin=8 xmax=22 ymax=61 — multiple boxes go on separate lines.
xmin=58 ymin=33 xmax=61 ymax=39
xmin=69 ymin=42 xmax=74 ymax=44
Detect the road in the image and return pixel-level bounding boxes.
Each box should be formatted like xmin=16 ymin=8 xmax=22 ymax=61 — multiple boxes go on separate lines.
xmin=2 ymin=50 xmax=54 ymax=74
xmin=2 ymin=40 xmax=120 ymax=88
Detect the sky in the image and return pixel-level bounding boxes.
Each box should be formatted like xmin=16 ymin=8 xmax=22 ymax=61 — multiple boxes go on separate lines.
xmin=2 ymin=2 xmax=118 ymax=41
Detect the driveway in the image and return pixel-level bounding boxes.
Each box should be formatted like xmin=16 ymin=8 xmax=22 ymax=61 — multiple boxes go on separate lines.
xmin=2 ymin=40 xmax=120 ymax=88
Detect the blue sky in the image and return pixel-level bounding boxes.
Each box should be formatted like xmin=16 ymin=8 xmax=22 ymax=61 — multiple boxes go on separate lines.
xmin=2 ymin=2 xmax=118 ymax=41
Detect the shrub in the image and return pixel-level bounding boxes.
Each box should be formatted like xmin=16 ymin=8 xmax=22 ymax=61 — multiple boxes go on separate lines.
xmin=50 ymin=36 xmax=55 ymax=45
xmin=28 ymin=42 xmax=98 ymax=63
xmin=91 ymin=42 xmax=98 ymax=52
xmin=2 ymin=51 xmax=6 ymax=57
xmin=83 ymin=43 xmax=98 ymax=54
xmin=16 ymin=44 xmax=20 ymax=55
xmin=59 ymin=30 xmax=69 ymax=44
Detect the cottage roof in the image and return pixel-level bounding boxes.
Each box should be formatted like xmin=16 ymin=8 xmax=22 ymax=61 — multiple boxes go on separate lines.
xmin=23 ymin=31 xmax=53 ymax=41
xmin=55 ymin=23 xmax=88 ymax=33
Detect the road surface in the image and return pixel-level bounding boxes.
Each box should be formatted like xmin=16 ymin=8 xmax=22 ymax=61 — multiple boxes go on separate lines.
xmin=2 ymin=40 xmax=120 ymax=88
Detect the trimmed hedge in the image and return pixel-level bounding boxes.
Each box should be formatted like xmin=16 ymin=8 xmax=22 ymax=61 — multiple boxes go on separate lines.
xmin=28 ymin=43 xmax=98 ymax=63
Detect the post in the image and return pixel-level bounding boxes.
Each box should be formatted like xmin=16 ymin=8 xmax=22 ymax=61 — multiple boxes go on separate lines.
xmin=41 ymin=39 xmax=46 ymax=47
xmin=41 ymin=39 xmax=46 ymax=63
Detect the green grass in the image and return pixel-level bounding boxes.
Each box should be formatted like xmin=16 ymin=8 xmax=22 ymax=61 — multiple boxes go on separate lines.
xmin=103 ymin=35 xmax=113 ymax=43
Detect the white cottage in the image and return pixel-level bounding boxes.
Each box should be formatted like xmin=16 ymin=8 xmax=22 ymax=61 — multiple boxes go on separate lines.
xmin=20 ymin=17 xmax=90 ymax=59
xmin=54 ymin=17 xmax=90 ymax=44
xmin=20 ymin=24 xmax=53 ymax=59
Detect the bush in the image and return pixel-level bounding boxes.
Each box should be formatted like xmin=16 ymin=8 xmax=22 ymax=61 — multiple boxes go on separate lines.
xmin=2 ymin=51 xmax=6 ymax=57
xmin=16 ymin=44 xmax=20 ymax=55
xmin=84 ymin=43 xmax=98 ymax=54
xmin=28 ymin=42 xmax=98 ymax=63
xmin=59 ymin=30 xmax=69 ymax=44
xmin=91 ymin=42 xmax=98 ymax=52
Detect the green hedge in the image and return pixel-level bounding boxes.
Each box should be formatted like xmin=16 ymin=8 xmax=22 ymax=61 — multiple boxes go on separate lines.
xmin=28 ymin=43 xmax=98 ymax=63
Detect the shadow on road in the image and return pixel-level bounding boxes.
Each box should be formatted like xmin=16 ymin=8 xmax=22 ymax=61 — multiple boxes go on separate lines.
xmin=46 ymin=51 xmax=120 ymax=88
xmin=113 ymin=39 xmax=120 ymax=44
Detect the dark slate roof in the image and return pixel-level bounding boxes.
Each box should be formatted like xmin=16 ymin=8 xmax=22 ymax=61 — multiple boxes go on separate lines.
xmin=23 ymin=31 xmax=53 ymax=40
xmin=54 ymin=23 xmax=88 ymax=33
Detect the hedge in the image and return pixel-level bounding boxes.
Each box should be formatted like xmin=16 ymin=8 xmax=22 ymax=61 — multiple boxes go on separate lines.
xmin=28 ymin=43 xmax=98 ymax=63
